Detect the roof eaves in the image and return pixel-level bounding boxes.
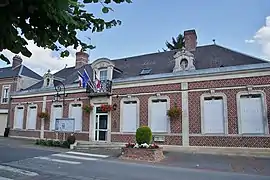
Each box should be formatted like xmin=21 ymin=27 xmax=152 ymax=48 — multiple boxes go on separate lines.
xmin=113 ymin=62 xmax=270 ymax=83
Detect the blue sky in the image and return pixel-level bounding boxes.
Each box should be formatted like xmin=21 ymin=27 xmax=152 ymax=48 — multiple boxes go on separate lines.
xmin=1 ymin=0 xmax=270 ymax=73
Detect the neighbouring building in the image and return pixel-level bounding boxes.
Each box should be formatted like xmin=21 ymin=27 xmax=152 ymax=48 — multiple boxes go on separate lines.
xmin=0 ymin=55 xmax=42 ymax=136
xmin=8 ymin=29 xmax=270 ymax=148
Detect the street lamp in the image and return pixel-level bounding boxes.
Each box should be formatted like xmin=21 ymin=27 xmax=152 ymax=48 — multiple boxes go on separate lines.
xmin=53 ymin=80 xmax=67 ymax=105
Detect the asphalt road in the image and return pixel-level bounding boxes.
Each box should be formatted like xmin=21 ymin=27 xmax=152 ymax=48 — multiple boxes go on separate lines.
xmin=0 ymin=137 xmax=270 ymax=180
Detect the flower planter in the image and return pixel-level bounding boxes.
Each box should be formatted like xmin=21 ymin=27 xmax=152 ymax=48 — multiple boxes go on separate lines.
xmin=119 ymin=147 xmax=165 ymax=162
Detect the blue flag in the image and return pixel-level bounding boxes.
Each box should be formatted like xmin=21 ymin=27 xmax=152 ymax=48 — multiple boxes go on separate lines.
xmin=78 ymin=69 xmax=90 ymax=88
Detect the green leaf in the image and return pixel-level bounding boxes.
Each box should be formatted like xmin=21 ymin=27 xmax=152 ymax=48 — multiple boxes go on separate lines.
xmin=83 ymin=0 xmax=93 ymax=3
xmin=0 ymin=54 xmax=10 ymax=64
xmin=0 ymin=0 xmax=131 ymax=61
xmin=61 ymin=50 xmax=70 ymax=57
xmin=102 ymin=7 xmax=109 ymax=13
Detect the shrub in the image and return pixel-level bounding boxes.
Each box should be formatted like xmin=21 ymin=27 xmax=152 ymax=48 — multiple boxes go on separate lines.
xmin=67 ymin=134 xmax=76 ymax=145
xmin=47 ymin=139 xmax=54 ymax=146
xmin=136 ymin=126 xmax=152 ymax=145
xmin=35 ymin=139 xmax=40 ymax=145
xmin=39 ymin=139 xmax=47 ymax=146
xmin=61 ymin=141 xmax=70 ymax=148
xmin=53 ymin=140 xmax=61 ymax=147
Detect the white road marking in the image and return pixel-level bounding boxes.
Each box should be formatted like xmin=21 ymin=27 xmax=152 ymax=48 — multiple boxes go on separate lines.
xmin=66 ymin=151 xmax=109 ymax=158
xmin=51 ymin=153 xmax=99 ymax=161
xmin=0 ymin=165 xmax=38 ymax=177
xmin=34 ymin=156 xmax=81 ymax=165
xmin=0 ymin=177 xmax=13 ymax=180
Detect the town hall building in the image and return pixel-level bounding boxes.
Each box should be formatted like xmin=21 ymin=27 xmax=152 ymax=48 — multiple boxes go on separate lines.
xmin=8 ymin=29 xmax=270 ymax=148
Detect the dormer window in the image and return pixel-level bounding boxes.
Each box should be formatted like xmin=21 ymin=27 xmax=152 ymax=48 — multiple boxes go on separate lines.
xmin=46 ymin=78 xmax=50 ymax=86
xmin=42 ymin=69 xmax=54 ymax=88
xmin=140 ymin=68 xmax=152 ymax=75
xmin=99 ymin=69 xmax=107 ymax=81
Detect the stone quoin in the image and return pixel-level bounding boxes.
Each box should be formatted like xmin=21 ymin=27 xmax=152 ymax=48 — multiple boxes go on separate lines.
xmin=5 ymin=29 xmax=270 ymax=148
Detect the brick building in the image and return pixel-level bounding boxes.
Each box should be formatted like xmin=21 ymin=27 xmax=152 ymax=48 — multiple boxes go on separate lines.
xmin=9 ymin=29 xmax=270 ymax=147
xmin=0 ymin=55 xmax=42 ymax=136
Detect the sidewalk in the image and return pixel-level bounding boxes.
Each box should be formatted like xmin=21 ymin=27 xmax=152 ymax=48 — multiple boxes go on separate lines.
xmin=161 ymin=145 xmax=270 ymax=158
xmin=159 ymin=151 xmax=270 ymax=176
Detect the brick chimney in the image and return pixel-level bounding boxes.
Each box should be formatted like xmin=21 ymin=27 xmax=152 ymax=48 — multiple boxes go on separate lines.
xmin=75 ymin=50 xmax=89 ymax=69
xmin=12 ymin=55 xmax=22 ymax=69
xmin=184 ymin=29 xmax=197 ymax=51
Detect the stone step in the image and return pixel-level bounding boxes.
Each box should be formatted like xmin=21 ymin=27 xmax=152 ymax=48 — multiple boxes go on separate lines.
xmin=75 ymin=141 xmax=124 ymax=149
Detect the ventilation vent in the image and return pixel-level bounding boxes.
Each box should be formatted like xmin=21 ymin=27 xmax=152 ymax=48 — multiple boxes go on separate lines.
xmin=139 ymin=68 xmax=152 ymax=75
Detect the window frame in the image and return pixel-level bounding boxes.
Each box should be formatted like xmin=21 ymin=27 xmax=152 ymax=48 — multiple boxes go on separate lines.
xmin=99 ymin=68 xmax=108 ymax=81
xmin=120 ymin=97 xmax=140 ymax=133
xmin=200 ymin=92 xmax=228 ymax=135
xmin=1 ymin=85 xmax=11 ymax=104
xmin=148 ymin=95 xmax=170 ymax=134
xmin=236 ymin=90 xmax=269 ymax=135
xmin=14 ymin=105 xmax=25 ymax=129
xmin=26 ymin=104 xmax=38 ymax=130
xmin=69 ymin=102 xmax=83 ymax=132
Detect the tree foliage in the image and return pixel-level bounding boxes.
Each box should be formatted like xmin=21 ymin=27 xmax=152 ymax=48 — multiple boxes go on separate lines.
xmin=164 ymin=33 xmax=185 ymax=51
xmin=0 ymin=0 xmax=132 ymax=64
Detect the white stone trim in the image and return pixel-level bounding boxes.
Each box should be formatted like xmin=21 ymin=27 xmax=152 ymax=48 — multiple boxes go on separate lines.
xmin=40 ymin=96 xmax=47 ymax=139
xmin=11 ymin=97 xmax=89 ymax=105
xmin=91 ymin=58 xmax=115 ymax=81
xmin=236 ymin=90 xmax=269 ymax=135
xmin=119 ymin=97 xmax=140 ymax=133
xmin=89 ymin=97 xmax=110 ymax=142
xmin=181 ymin=82 xmax=189 ymax=146
xmin=148 ymin=95 xmax=171 ymax=133
xmin=1 ymin=84 xmax=11 ymax=104
xmin=111 ymin=132 xmax=181 ymax=136
xmin=26 ymin=104 xmax=38 ymax=130
xmin=0 ymin=109 xmax=8 ymax=113
xmin=10 ymin=71 xmax=270 ymax=98
xmin=113 ymin=70 xmax=270 ymax=89
xmin=13 ymin=105 xmax=25 ymax=130
xmin=190 ymin=134 xmax=270 ymax=137
xmin=68 ymin=101 xmax=83 ymax=132
xmin=200 ymin=92 xmax=228 ymax=135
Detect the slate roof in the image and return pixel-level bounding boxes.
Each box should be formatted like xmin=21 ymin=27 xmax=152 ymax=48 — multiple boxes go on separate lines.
xmin=25 ymin=44 xmax=268 ymax=91
xmin=0 ymin=65 xmax=42 ymax=80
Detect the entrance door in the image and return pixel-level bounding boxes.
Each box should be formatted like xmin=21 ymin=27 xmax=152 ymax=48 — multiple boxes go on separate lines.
xmin=0 ymin=113 xmax=8 ymax=136
xmin=94 ymin=106 xmax=108 ymax=141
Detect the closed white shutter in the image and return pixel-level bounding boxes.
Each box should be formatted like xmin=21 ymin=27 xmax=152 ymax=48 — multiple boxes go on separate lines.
xmin=51 ymin=105 xmax=63 ymax=130
xmin=27 ymin=106 xmax=37 ymax=129
xmin=14 ymin=107 xmax=24 ymax=129
xmin=240 ymin=95 xmax=264 ymax=134
xmin=150 ymin=100 xmax=167 ymax=132
xmin=70 ymin=104 xmax=82 ymax=131
xmin=203 ymin=98 xmax=225 ymax=133
xmin=122 ymin=101 xmax=137 ymax=132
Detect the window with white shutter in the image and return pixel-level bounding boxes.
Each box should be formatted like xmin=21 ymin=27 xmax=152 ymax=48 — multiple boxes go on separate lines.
xmin=202 ymin=97 xmax=225 ymax=134
xmin=27 ymin=105 xmax=37 ymax=129
xmin=121 ymin=100 xmax=138 ymax=132
xmin=150 ymin=99 xmax=168 ymax=132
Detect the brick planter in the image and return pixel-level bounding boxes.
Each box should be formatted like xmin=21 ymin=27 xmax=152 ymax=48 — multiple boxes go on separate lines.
xmin=119 ymin=147 xmax=165 ymax=162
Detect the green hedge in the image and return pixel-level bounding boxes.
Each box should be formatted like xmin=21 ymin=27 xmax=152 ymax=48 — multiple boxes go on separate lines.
xmin=35 ymin=139 xmax=70 ymax=148
xmin=136 ymin=126 xmax=152 ymax=145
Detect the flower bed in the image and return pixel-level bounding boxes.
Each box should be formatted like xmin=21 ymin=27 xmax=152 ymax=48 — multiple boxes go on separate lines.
xmin=119 ymin=143 xmax=165 ymax=162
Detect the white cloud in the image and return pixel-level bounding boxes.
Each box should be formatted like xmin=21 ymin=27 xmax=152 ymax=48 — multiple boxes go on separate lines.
xmin=1 ymin=40 xmax=81 ymax=75
xmin=245 ymin=39 xmax=255 ymax=43
xmin=246 ymin=16 xmax=270 ymax=59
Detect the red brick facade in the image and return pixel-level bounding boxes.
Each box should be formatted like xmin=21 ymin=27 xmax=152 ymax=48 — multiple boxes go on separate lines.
xmin=8 ymin=74 xmax=270 ymax=148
